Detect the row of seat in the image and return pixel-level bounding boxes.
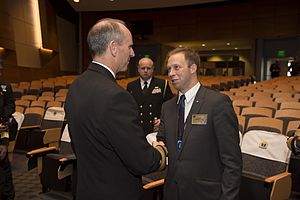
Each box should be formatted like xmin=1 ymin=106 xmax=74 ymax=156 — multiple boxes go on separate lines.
xmin=11 ymin=76 xmax=76 ymax=98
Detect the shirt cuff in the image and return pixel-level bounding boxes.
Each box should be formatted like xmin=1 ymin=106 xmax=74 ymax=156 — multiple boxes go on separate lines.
xmin=294 ymin=140 xmax=300 ymax=153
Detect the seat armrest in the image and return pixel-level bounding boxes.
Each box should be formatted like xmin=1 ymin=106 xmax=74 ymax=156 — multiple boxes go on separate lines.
xmin=264 ymin=172 xmax=291 ymax=183
xmin=27 ymin=146 xmax=58 ymax=158
xmin=143 ymin=179 xmax=164 ymax=190
xmin=20 ymin=125 xmax=41 ymax=130
xmin=59 ymin=154 xmax=76 ymax=164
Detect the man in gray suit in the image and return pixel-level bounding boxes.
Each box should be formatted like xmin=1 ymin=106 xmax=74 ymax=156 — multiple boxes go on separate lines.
xmin=155 ymin=47 xmax=242 ymax=200
xmin=65 ymin=18 xmax=167 ymax=200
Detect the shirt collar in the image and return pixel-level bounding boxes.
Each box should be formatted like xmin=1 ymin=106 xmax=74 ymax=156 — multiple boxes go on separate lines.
xmin=140 ymin=77 xmax=152 ymax=85
xmin=177 ymin=82 xmax=201 ymax=104
xmin=92 ymin=60 xmax=116 ymax=78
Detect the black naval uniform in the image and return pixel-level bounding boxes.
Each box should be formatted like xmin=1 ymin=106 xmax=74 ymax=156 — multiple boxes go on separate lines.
xmin=127 ymin=77 xmax=174 ymax=135
xmin=0 ymin=82 xmax=15 ymax=200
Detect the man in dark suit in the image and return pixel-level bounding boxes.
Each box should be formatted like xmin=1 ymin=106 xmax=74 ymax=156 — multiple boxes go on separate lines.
xmin=127 ymin=57 xmax=173 ymax=135
xmin=0 ymin=60 xmax=16 ymax=200
xmin=154 ymin=47 xmax=242 ymax=200
xmin=65 ymin=18 xmax=167 ymax=200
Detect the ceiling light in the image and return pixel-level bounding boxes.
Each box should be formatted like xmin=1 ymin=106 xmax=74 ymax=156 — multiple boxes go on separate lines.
xmin=109 ymin=0 xmax=114 ymax=2
xmin=234 ymin=47 xmax=238 ymax=50
xmin=212 ymin=48 xmax=215 ymax=51
xmin=226 ymin=42 xmax=230 ymax=46
xmin=73 ymin=0 xmax=80 ymax=3
xmin=201 ymin=43 xmax=206 ymax=47
xmin=179 ymin=45 xmax=183 ymax=47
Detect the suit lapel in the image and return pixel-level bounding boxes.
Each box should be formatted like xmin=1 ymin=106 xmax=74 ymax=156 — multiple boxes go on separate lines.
xmin=177 ymin=87 xmax=206 ymax=157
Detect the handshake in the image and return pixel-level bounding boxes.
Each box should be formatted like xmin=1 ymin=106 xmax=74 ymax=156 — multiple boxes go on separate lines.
xmin=152 ymin=140 xmax=168 ymax=171
xmin=287 ymin=129 xmax=300 ymax=155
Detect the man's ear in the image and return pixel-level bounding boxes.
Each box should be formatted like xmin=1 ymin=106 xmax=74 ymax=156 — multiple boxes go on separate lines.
xmin=109 ymin=40 xmax=117 ymax=57
xmin=190 ymin=63 xmax=197 ymax=74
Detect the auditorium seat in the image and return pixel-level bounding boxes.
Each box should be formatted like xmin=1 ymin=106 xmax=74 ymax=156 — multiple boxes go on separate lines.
xmin=27 ymin=124 xmax=76 ymax=195
xmin=239 ymin=117 xmax=292 ymax=200
xmin=27 ymin=107 xmax=66 ymax=150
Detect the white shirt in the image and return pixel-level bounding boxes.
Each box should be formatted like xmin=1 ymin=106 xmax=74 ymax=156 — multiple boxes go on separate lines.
xmin=92 ymin=61 xmax=116 ymax=79
xmin=178 ymin=82 xmax=201 ymax=122
xmin=140 ymin=77 xmax=152 ymax=89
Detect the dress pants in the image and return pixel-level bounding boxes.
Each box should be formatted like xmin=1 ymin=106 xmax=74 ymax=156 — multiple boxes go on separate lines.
xmin=0 ymin=154 xmax=14 ymax=200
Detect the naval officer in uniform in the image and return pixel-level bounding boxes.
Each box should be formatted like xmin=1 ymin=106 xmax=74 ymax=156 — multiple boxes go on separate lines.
xmin=127 ymin=57 xmax=174 ymax=135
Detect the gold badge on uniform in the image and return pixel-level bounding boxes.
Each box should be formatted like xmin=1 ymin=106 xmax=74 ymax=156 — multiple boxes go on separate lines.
xmin=152 ymin=86 xmax=162 ymax=94
xmin=192 ymin=114 xmax=207 ymax=125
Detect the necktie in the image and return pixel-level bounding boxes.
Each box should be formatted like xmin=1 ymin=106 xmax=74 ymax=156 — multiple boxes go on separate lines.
xmin=143 ymin=81 xmax=148 ymax=93
xmin=177 ymin=95 xmax=185 ymax=150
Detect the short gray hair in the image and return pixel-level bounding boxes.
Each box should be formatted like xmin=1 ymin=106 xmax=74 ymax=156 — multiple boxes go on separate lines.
xmin=87 ymin=18 xmax=126 ymax=57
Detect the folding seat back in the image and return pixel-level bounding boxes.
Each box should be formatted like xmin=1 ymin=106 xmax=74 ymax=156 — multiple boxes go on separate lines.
xmin=30 ymin=100 xmax=46 ymax=108
xmin=15 ymin=107 xmax=45 ymax=150
xmin=21 ymin=95 xmax=38 ymax=102
xmin=38 ymin=96 xmax=55 ymax=102
xmin=280 ymin=102 xmax=300 ymax=110
xmin=21 ymin=107 xmax=45 ymax=129
xmin=232 ymin=99 xmax=253 ymax=115
xmin=272 ymin=92 xmax=293 ymax=99
xmin=275 ymin=109 xmax=300 ymax=135
xmin=240 ymin=117 xmax=292 ymax=200
xmin=246 ymin=117 xmax=283 ymax=134
xmin=33 ymin=107 xmax=66 ymax=149
xmin=254 ymin=100 xmax=279 ymax=117
xmin=252 ymin=92 xmax=273 ymax=99
xmin=274 ymin=97 xmax=297 ymax=103
xmin=15 ymin=106 xmax=25 ymax=113
xmin=46 ymin=101 xmax=62 ymax=108
xmin=41 ymin=91 xmax=55 ymax=97
xmin=241 ymin=107 xmax=273 ymax=131
xmin=15 ymin=99 xmax=30 ymax=109
xmin=286 ymin=120 xmax=300 ymax=136
xmin=41 ymin=107 xmax=65 ymax=130
xmin=7 ymin=112 xmax=24 ymax=161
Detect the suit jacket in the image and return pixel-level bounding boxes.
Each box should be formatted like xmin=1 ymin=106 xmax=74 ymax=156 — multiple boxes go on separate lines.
xmin=65 ymin=63 xmax=162 ymax=200
xmin=0 ymin=82 xmax=15 ymax=146
xmin=127 ymin=77 xmax=173 ymax=135
xmin=157 ymin=86 xmax=242 ymax=200
xmin=0 ymin=82 xmax=15 ymax=123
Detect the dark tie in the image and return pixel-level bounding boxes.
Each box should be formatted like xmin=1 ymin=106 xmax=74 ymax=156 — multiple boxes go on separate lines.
xmin=143 ymin=81 xmax=148 ymax=93
xmin=177 ymin=95 xmax=185 ymax=150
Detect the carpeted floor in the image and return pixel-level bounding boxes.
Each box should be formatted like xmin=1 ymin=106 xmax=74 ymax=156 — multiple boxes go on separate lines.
xmin=10 ymin=152 xmax=73 ymax=200
xmin=9 ymin=152 xmax=300 ymax=200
